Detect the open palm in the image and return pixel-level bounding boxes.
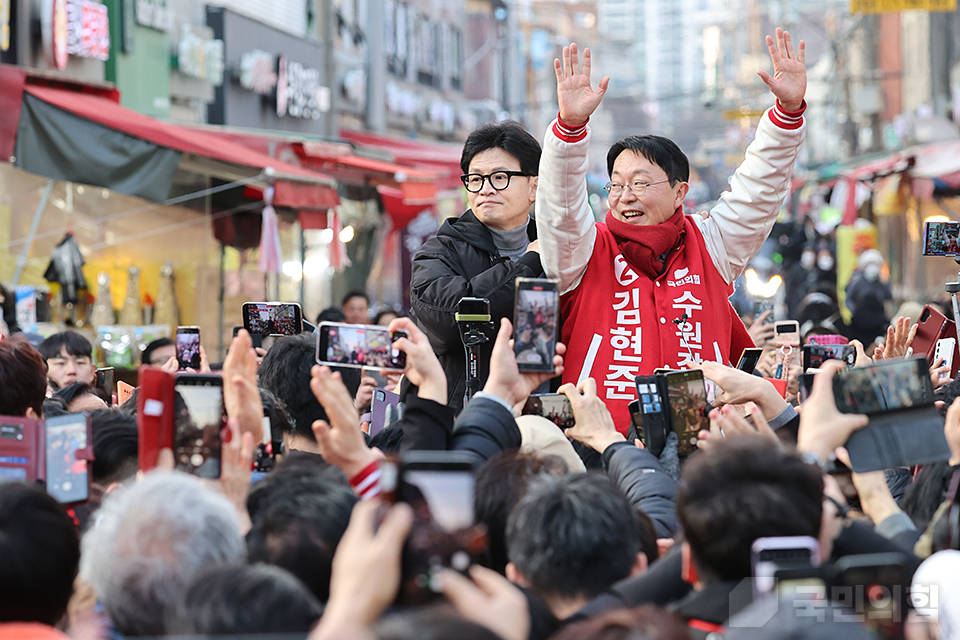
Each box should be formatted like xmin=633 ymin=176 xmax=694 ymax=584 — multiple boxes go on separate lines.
xmin=555 ymin=43 xmax=610 ymax=126
xmin=757 ymin=28 xmax=806 ymax=112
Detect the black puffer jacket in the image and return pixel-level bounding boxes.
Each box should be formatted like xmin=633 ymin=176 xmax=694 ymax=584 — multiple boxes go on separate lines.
xmin=410 ymin=209 xmax=543 ymax=412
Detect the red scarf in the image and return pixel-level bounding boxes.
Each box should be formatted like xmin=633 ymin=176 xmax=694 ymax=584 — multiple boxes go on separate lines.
xmin=604 ymin=207 xmax=685 ymax=278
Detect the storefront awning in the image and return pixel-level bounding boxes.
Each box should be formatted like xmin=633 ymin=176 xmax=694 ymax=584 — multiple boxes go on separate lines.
xmin=339 ymin=128 xmax=464 ymax=193
xmin=0 ymin=66 xmax=339 ymax=209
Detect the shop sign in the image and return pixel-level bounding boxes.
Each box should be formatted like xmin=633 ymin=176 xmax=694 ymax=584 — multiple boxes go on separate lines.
xmin=851 ymin=0 xmax=955 ymax=10
xmin=136 ymin=0 xmax=173 ymax=31
xmin=386 ymin=81 xmax=420 ymax=117
xmin=177 ymin=25 xmax=224 ymax=86
xmin=239 ymin=49 xmax=277 ymax=95
xmin=65 ymin=0 xmax=110 ymax=64
xmin=276 ymin=56 xmax=329 ymax=119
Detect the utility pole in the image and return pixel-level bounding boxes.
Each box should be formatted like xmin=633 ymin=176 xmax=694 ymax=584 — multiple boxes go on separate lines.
xmin=322 ymin=0 xmax=339 ymax=137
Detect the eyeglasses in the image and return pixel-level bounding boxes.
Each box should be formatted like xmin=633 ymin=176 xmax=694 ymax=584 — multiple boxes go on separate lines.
xmin=460 ymin=171 xmax=532 ymax=193
xmin=604 ymin=179 xmax=671 ymax=198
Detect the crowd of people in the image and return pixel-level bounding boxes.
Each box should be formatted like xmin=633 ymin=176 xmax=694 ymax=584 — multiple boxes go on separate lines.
xmin=3 ymin=30 xmax=960 ymax=640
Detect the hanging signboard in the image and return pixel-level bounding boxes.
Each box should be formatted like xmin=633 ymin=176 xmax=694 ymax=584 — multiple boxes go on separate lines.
xmin=851 ymin=0 xmax=955 ymax=12
xmin=66 ymin=0 xmax=110 ymax=61
xmin=276 ymin=55 xmax=329 ymax=120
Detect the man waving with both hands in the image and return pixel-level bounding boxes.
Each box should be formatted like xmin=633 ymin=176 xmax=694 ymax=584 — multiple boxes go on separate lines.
xmin=537 ymin=29 xmax=808 ymax=432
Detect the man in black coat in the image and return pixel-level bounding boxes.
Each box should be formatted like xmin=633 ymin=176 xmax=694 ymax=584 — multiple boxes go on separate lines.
xmin=410 ymin=120 xmax=545 ymax=412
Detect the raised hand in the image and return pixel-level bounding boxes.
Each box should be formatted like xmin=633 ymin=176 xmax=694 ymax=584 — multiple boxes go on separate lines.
xmin=222 ymin=329 xmax=265 ymax=442
xmin=554 ymin=42 xmax=610 ymax=127
xmin=482 ymin=318 xmax=564 ymax=409
xmin=310 ymin=365 xmax=381 ymax=479
xmin=757 ymin=28 xmax=806 ymax=112
xmin=387 ymin=317 xmax=448 ymax=404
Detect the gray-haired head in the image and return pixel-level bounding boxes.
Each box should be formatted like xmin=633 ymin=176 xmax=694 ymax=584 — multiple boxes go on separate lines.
xmin=80 ymin=471 xmax=245 ymax=636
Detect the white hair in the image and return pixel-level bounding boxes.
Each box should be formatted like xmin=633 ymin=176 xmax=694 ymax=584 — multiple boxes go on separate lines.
xmin=80 ymin=471 xmax=245 ymax=636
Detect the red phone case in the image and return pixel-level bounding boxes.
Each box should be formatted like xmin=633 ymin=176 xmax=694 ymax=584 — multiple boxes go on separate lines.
xmin=137 ymin=367 xmax=176 ymax=472
xmin=912 ymin=305 xmax=959 ymax=376
xmin=0 ymin=415 xmax=44 ymax=481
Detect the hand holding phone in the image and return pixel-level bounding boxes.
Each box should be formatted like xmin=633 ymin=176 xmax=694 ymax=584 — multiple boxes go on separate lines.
xmin=513 ymin=278 xmax=560 ymax=373
xmin=382 ymin=452 xmax=486 ymax=607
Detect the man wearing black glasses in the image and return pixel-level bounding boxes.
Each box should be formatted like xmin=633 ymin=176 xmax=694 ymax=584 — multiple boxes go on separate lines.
xmin=410 ymin=120 xmax=545 ymax=411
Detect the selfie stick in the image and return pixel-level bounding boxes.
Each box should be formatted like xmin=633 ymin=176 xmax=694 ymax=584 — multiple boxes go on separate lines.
xmin=456 ymin=301 xmax=494 ymax=406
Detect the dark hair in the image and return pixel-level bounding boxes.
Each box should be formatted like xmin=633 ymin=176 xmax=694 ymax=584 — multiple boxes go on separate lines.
xmin=0 ymin=336 xmax=48 ymax=417
xmin=53 ymin=381 xmax=100 ymax=408
xmin=258 ymin=334 xmax=360 ymax=442
xmin=166 ymin=563 xmax=322 ymax=635
xmin=43 ymin=397 xmax=69 ymax=419
xmin=606 ymin=135 xmax=689 ymax=184
xmin=246 ymin=460 xmax=358 ymax=601
xmin=506 ymin=473 xmax=641 ymax=600
xmin=341 ymin=290 xmax=369 ymax=307
xmin=475 ymin=451 xmax=568 ymax=574
xmin=37 ymin=331 xmax=93 ymax=360
xmin=0 ymin=283 xmax=19 ymax=334
xmin=0 ymin=482 xmax=80 ymax=625
xmin=316 ymin=307 xmax=346 ymax=324
xmin=373 ymin=307 xmax=403 ymax=325
xmin=369 ymin=422 xmax=405 ymax=453
xmin=142 ymin=337 xmax=174 ymax=367
xmin=376 ymin=608 xmax=503 ymax=640
xmin=260 ymin=387 xmax=294 ymax=438
xmin=460 ymin=120 xmax=541 ymax=176
xmin=676 ymin=437 xmax=823 ymax=583
xmin=549 ymin=604 xmax=691 ymax=640
xmin=119 ymin=386 xmax=139 ymax=415
xmin=903 ymin=460 xmax=956 ymax=530
xmin=90 ymin=408 xmax=139 ymax=485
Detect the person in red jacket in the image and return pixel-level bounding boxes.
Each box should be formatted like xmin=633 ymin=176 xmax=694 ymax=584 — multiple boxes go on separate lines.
xmin=537 ymin=29 xmax=807 ymax=432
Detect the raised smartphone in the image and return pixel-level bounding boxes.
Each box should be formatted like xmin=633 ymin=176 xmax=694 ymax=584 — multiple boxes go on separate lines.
xmin=774 ymin=320 xmax=801 ymax=346
xmin=521 ymin=393 xmax=575 ymax=430
xmin=176 ymin=326 xmax=201 ymax=370
xmin=316 ymin=322 xmax=407 ymax=372
xmin=737 ymin=347 xmax=764 ymax=374
xmin=751 ymin=535 xmax=820 ymax=597
xmin=44 ymin=413 xmax=92 ymax=504
xmin=513 ymin=278 xmax=560 ymax=373
xmin=663 ymin=369 xmax=709 ymax=456
xmin=173 ymin=374 xmax=224 ymax=479
xmin=242 ymin=302 xmax=303 ymax=336
xmin=922 ymin=220 xmax=960 ymax=256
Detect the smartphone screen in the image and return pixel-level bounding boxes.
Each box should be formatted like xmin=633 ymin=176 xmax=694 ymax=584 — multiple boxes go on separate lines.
xmin=513 ymin=278 xmax=560 ymax=373
xmin=833 ymin=357 xmax=933 ymax=415
xmin=173 ymin=375 xmax=223 ymax=478
xmin=316 ymin=322 xmax=407 ymax=371
xmin=242 ymin=302 xmax=303 ymax=336
xmin=45 ymin=413 xmax=90 ymax=504
xmin=521 ymin=393 xmax=575 ymax=430
xmin=176 ymin=327 xmax=201 ymax=370
xmin=737 ymin=347 xmax=764 ymax=374
xmin=664 ymin=370 xmax=709 ymax=455
xmin=923 ymin=221 xmax=960 ymax=256
xmin=802 ymin=344 xmax=856 ymax=371
xmin=833 ymin=553 xmax=909 ymax=640
xmin=400 ymin=468 xmax=475 ymax=532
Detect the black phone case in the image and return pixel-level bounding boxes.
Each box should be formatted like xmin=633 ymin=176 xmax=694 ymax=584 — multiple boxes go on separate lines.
xmin=844 ymin=405 xmax=951 ymax=473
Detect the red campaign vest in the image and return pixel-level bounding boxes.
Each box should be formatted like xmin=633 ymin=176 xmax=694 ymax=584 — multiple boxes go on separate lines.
xmin=560 ymin=215 xmax=748 ymax=433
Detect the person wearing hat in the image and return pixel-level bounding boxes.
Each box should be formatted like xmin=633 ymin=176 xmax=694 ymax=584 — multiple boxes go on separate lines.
xmin=845 ymin=249 xmax=893 ymax=348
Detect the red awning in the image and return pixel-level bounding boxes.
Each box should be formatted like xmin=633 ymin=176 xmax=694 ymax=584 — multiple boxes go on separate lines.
xmin=339 ymin=128 xmax=464 ymax=193
xmin=0 ymin=66 xmax=339 ymax=209
xmin=294 ymin=141 xmax=438 ymax=207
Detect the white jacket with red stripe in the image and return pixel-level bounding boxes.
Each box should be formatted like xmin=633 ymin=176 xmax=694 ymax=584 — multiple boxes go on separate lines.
xmin=535 ymin=103 xmax=805 ymax=430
